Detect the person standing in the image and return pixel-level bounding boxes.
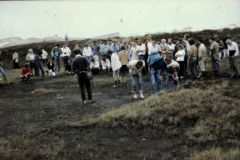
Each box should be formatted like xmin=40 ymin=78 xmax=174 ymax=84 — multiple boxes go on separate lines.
xmin=119 ymin=46 xmax=129 ymax=85
xmin=12 ymin=51 xmax=20 ymax=69
xmin=41 ymin=49 xmax=48 ymax=66
xmin=226 ymin=39 xmax=240 ymax=78
xmin=61 ymin=44 xmax=71 ymax=73
xmin=72 ymin=49 xmax=93 ymax=105
xmin=127 ymin=60 xmax=145 ymax=99
xmin=83 ymin=43 xmax=93 ymax=61
xmin=175 ymin=44 xmax=185 ymax=79
xmin=196 ymin=41 xmax=208 ymax=79
xmin=209 ymin=37 xmax=220 ymax=77
xmin=26 ymin=49 xmax=37 ymax=75
xmin=35 ymin=50 xmax=45 ymax=79
xmin=51 ymin=44 xmax=62 ymax=72
xmin=110 ymin=50 xmax=122 ymax=88
xmin=188 ymin=39 xmax=198 ymax=79
xmin=130 ymin=41 xmax=138 ymax=60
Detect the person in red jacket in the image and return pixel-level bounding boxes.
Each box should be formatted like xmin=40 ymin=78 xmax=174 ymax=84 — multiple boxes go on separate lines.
xmin=20 ymin=64 xmax=32 ymax=81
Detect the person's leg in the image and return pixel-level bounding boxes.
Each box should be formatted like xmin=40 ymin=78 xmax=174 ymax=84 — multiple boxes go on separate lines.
xmin=0 ymin=67 xmax=7 ymax=81
xmin=138 ymin=74 xmax=144 ymax=98
xmin=85 ymin=79 xmax=92 ymax=101
xmin=78 ymin=77 xmax=86 ymax=102
xmin=149 ymin=68 xmax=157 ymax=92
xmin=39 ymin=63 xmax=45 ymax=78
xmin=113 ymin=70 xmax=118 ymax=87
xmin=233 ymin=56 xmax=240 ymax=77
xmin=57 ymin=57 xmax=61 ymax=72
xmin=130 ymin=75 xmax=137 ymax=98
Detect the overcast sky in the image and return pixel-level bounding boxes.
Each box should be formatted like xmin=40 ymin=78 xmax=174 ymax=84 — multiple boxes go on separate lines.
xmin=0 ymin=0 xmax=239 ymax=39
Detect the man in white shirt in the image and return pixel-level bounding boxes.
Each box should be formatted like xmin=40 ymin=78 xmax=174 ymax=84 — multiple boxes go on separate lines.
xmin=83 ymin=43 xmax=93 ymax=61
xmin=136 ymin=40 xmax=146 ymax=61
xmin=167 ymin=38 xmax=176 ymax=60
xmin=226 ymin=39 xmax=240 ymax=78
xmin=61 ymin=45 xmax=71 ymax=72
xmin=41 ymin=49 xmax=48 ymax=65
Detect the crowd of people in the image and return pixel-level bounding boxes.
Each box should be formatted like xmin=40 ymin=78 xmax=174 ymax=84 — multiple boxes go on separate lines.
xmin=0 ymin=34 xmax=239 ymax=104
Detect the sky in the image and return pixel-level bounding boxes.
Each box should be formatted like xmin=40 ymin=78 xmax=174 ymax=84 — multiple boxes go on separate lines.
xmin=0 ymin=0 xmax=239 ymax=39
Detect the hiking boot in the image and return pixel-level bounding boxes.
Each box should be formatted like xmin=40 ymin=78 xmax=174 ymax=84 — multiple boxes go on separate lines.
xmin=88 ymin=100 xmax=95 ymax=104
xmin=139 ymin=91 xmax=144 ymax=99
xmin=133 ymin=93 xmax=138 ymax=99
xmin=113 ymin=81 xmax=117 ymax=88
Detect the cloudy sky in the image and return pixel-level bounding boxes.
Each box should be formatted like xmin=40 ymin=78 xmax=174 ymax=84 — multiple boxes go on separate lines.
xmin=0 ymin=0 xmax=239 ymax=39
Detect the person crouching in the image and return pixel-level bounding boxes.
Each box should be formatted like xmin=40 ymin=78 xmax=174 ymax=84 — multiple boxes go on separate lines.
xmin=20 ymin=64 xmax=32 ymax=82
xmin=165 ymin=58 xmax=180 ymax=89
xmin=127 ymin=60 xmax=145 ymax=99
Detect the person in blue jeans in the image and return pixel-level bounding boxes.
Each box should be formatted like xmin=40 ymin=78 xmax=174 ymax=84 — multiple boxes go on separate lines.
xmin=127 ymin=60 xmax=145 ymax=99
xmin=147 ymin=49 xmax=164 ymax=93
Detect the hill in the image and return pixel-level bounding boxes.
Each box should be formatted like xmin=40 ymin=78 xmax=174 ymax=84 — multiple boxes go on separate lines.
xmin=0 ymin=27 xmax=240 ymax=69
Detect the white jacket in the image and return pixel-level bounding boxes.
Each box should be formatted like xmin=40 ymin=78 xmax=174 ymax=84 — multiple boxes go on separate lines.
xmin=175 ymin=49 xmax=185 ymax=62
xmin=227 ymin=41 xmax=239 ymax=57
xmin=111 ymin=52 xmax=121 ymax=71
xmin=136 ymin=44 xmax=146 ymax=56
xmin=61 ymin=47 xmax=71 ymax=57
xmin=83 ymin=47 xmax=93 ymax=57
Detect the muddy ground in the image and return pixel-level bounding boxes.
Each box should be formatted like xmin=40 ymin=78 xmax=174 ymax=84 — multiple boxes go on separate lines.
xmin=0 ymin=72 xmax=237 ymax=160
xmin=0 ymin=73 xmax=184 ymax=160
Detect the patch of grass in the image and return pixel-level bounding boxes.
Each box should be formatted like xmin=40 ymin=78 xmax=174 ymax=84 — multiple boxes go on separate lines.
xmin=190 ymin=147 xmax=240 ymax=160
xmin=31 ymin=88 xmax=58 ymax=94
xmin=69 ymin=80 xmax=240 ymax=144
xmin=0 ymin=135 xmax=65 ymax=160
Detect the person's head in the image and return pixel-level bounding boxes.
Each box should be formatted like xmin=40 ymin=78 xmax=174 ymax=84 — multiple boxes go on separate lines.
xmin=189 ymin=39 xmax=195 ymax=45
xmin=91 ymin=59 xmax=95 ymax=63
xmin=56 ymin=44 xmax=60 ymax=48
xmin=195 ymin=41 xmax=201 ymax=48
xmin=85 ymin=43 xmax=88 ymax=47
xmin=226 ymin=39 xmax=232 ymax=45
xmin=42 ymin=49 xmax=45 ymax=51
xmin=167 ymin=38 xmax=172 ymax=44
xmin=161 ymin=39 xmax=166 ymax=44
xmin=73 ymin=48 xmax=82 ymax=55
xmin=107 ymin=50 xmax=112 ymax=55
xmin=178 ymin=44 xmax=184 ymax=50
xmin=164 ymin=57 xmax=171 ymax=64
xmin=28 ymin=49 xmax=33 ymax=54
xmin=24 ymin=63 xmax=30 ymax=68
xmin=136 ymin=60 xmax=143 ymax=69
xmin=120 ymin=45 xmax=126 ymax=51
xmin=184 ymin=34 xmax=190 ymax=40
xmin=209 ymin=36 xmax=215 ymax=43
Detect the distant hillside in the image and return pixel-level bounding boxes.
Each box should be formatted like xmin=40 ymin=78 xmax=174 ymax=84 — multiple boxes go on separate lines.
xmin=0 ymin=28 xmax=240 ymax=69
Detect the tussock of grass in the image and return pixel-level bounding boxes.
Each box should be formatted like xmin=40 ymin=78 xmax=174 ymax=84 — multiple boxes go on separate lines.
xmin=31 ymin=88 xmax=57 ymax=94
xmin=69 ymin=80 xmax=240 ymax=144
xmin=0 ymin=135 xmax=65 ymax=160
xmin=190 ymin=148 xmax=240 ymax=160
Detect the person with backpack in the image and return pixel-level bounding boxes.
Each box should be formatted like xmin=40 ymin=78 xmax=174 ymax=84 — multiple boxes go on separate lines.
xmin=72 ymin=49 xmax=94 ymax=105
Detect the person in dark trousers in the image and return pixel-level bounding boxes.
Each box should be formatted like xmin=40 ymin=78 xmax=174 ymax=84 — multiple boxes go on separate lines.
xmin=72 ymin=49 xmax=94 ymax=105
